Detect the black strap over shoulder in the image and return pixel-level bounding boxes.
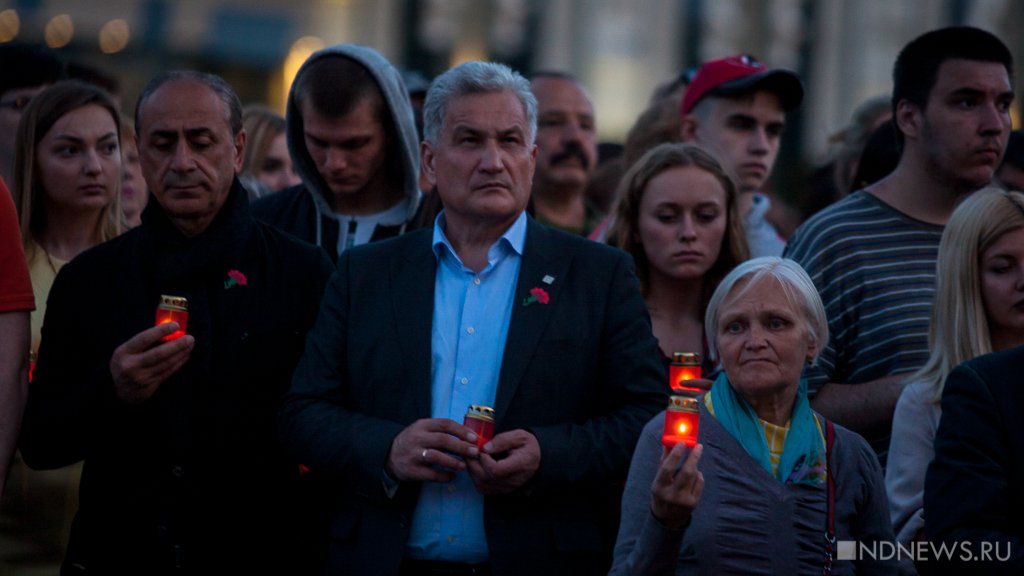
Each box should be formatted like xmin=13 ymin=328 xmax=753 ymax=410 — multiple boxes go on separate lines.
xmin=824 ymin=419 xmax=836 ymax=575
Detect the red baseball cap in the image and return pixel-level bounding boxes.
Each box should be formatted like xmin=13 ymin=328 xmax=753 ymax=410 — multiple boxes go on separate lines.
xmin=680 ymin=54 xmax=804 ymax=116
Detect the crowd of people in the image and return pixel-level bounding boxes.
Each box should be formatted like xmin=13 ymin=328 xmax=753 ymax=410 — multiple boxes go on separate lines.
xmin=0 ymin=23 xmax=1022 ymax=576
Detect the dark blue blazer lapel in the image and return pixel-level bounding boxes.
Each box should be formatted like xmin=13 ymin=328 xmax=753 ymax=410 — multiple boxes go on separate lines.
xmin=393 ymin=231 xmax=436 ymax=419
xmin=494 ymin=220 xmax=573 ymax=423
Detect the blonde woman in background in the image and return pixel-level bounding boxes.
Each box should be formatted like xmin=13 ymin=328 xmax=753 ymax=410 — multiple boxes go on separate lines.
xmin=119 ymin=118 xmax=148 ymax=228
xmin=240 ymin=105 xmax=300 ymax=199
xmin=887 ymin=188 xmax=1024 ymax=547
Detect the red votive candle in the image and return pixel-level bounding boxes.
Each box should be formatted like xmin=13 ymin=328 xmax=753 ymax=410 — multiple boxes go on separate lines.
xmin=669 ymin=352 xmax=702 ymax=393
xmin=662 ymin=395 xmax=700 ymax=448
xmin=464 ymin=404 xmax=495 ymax=448
xmin=155 ymin=295 xmax=189 ymax=342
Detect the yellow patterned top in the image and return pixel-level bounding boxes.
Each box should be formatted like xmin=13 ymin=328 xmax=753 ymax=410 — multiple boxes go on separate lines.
xmin=705 ymin=391 xmax=824 ymax=476
xmin=760 ymin=418 xmax=789 ymax=475
xmin=27 ymin=245 xmax=68 ymax=356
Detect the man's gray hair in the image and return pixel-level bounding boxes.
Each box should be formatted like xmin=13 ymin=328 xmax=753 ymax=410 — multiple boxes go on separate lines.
xmin=704 ymin=256 xmax=829 ymax=363
xmin=422 ymin=61 xmax=537 ymax=146
xmin=135 ymin=70 xmax=243 ymax=136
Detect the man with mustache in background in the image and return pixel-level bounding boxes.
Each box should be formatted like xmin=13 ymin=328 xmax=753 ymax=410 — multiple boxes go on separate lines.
xmin=528 ymin=72 xmax=602 ymax=236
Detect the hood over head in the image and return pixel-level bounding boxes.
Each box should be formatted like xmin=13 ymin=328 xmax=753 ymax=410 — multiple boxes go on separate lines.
xmin=286 ymin=44 xmax=421 ymax=223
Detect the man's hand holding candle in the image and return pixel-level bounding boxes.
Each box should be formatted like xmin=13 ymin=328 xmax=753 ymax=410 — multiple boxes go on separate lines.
xmin=385 ymin=418 xmax=480 ymax=483
xmin=109 ymin=322 xmax=194 ymax=404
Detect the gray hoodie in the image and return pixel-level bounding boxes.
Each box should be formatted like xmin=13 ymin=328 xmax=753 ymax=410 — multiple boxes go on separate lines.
xmin=252 ymin=44 xmax=422 ymax=260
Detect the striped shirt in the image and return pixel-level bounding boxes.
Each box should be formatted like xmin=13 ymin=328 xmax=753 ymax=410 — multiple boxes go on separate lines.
xmin=782 ymin=192 xmax=934 ymax=487
xmin=784 ymin=191 xmax=943 ymax=395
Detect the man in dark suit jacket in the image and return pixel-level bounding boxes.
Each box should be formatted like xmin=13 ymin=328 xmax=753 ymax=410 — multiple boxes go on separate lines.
xmin=925 ymin=345 xmax=1024 ymax=574
xmin=278 ymin=61 xmax=667 ymax=576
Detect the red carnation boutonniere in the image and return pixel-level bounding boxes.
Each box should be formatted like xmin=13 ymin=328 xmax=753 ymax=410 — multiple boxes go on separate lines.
xmin=522 ymin=286 xmax=550 ymax=307
xmin=224 ymin=269 xmax=248 ymax=290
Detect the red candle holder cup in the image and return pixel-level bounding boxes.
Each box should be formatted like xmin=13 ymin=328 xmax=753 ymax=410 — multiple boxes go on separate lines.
xmin=155 ymin=295 xmax=189 ymax=342
xmin=662 ymin=395 xmax=700 ymax=448
xmin=664 ymin=352 xmax=708 ymax=448
xmin=669 ymin=352 xmax=702 ymax=393
xmin=464 ymin=404 xmax=495 ymax=448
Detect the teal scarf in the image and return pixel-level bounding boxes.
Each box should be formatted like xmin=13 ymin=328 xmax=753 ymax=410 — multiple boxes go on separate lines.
xmin=708 ymin=372 xmax=827 ymax=486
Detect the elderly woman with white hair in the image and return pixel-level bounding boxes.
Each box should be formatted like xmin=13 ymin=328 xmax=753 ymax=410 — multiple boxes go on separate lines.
xmin=610 ymin=257 xmax=900 ymax=575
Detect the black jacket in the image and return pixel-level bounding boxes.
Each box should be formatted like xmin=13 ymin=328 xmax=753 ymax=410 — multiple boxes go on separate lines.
xmin=21 ymin=181 xmax=333 ymax=574
xmin=925 ymin=345 xmax=1024 ymax=574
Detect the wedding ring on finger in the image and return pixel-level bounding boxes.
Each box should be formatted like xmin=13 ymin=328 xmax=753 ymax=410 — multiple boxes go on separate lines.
xmin=421 ymin=448 xmax=429 ymax=463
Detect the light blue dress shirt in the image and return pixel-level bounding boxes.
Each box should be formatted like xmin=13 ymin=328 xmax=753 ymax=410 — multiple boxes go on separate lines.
xmin=404 ymin=211 xmax=526 ymax=562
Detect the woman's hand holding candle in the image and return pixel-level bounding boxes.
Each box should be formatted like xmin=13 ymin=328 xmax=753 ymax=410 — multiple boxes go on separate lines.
xmin=650 ymin=443 xmax=704 ymax=530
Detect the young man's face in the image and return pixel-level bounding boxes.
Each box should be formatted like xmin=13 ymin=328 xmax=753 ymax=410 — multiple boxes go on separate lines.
xmin=682 ymin=91 xmax=785 ymax=193
xmin=301 ymin=97 xmax=389 ymax=208
xmin=907 ymin=58 xmax=1014 ymax=193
